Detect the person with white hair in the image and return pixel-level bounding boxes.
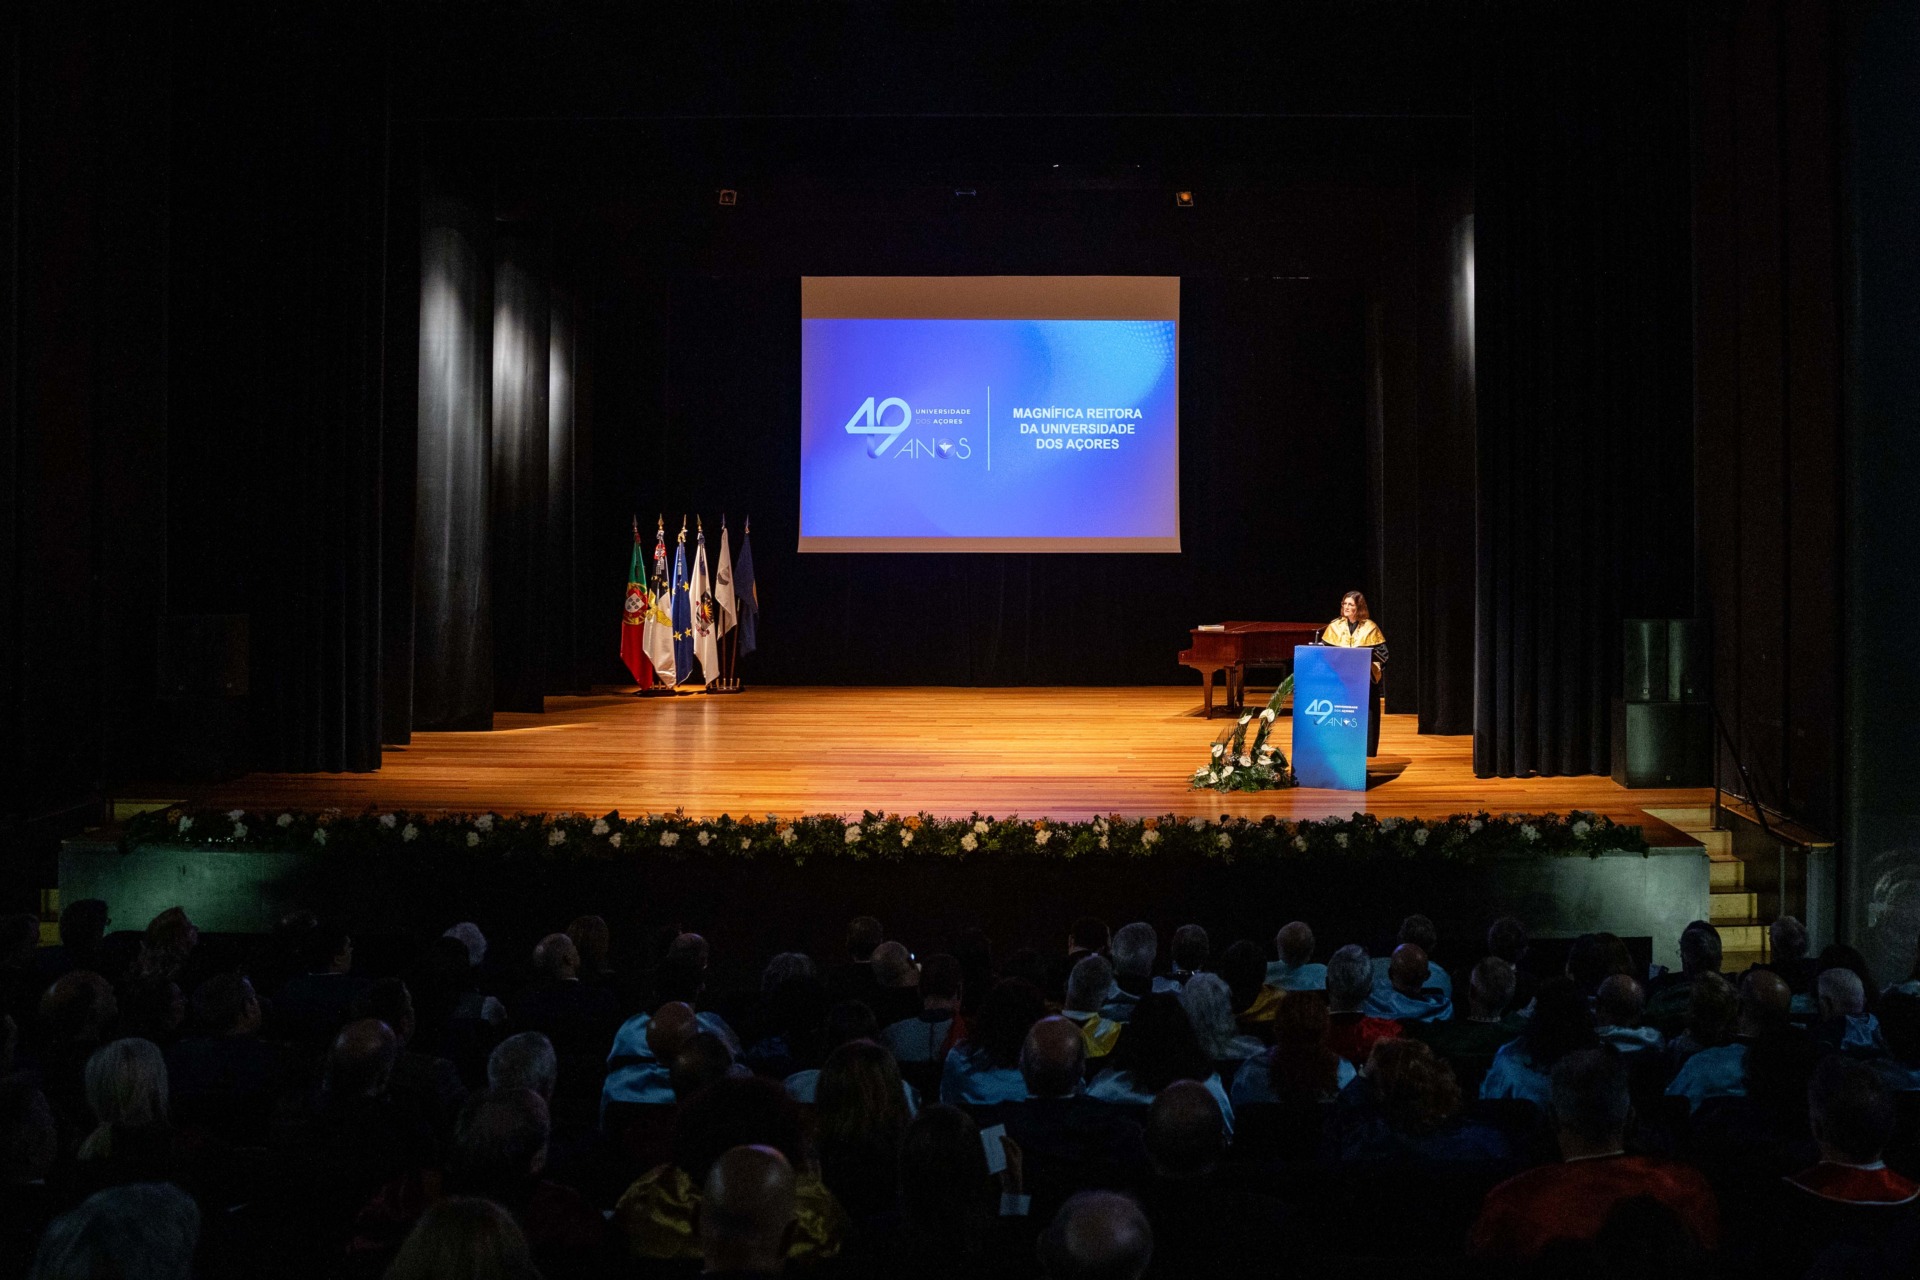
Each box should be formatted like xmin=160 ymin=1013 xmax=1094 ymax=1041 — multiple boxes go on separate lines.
xmin=30 ymin=1182 xmax=200 ymax=1280
xmin=1266 ymin=921 xmax=1327 ymax=992
xmin=1816 ymin=966 xmax=1888 ymax=1056
xmin=1101 ymin=923 xmax=1158 ymax=1024
xmin=77 ymin=1039 xmax=176 ymax=1182
xmin=488 ymin=1031 xmax=559 ymax=1100
xmin=1324 ymin=944 xmax=1402 ymax=1066
xmin=1060 ymin=955 xmax=1124 ymax=1061
xmin=1179 ymin=974 xmax=1262 ymax=1063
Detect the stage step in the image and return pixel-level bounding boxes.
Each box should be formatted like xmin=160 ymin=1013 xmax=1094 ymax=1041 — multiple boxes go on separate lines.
xmin=1711 ymin=891 xmax=1758 ymax=923
xmin=1710 ymin=860 xmax=1746 ymax=890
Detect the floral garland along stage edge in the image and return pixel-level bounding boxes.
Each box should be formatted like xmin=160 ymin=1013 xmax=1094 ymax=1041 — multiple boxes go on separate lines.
xmin=124 ymin=806 xmax=1648 ymax=865
xmin=1193 ymin=674 xmax=1299 ymax=792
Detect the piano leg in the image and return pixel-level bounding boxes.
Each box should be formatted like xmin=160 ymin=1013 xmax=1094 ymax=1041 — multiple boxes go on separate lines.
xmin=1201 ymin=669 xmax=1214 ymax=715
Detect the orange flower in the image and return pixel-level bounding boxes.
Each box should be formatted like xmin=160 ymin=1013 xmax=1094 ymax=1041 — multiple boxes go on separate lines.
xmin=1142 ymin=816 xmax=1160 ymax=831
xmin=903 ymin=815 xmax=923 ymax=831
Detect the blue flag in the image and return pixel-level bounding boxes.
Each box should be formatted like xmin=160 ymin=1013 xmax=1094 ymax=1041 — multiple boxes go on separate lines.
xmin=734 ymin=519 xmax=759 ymax=658
xmin=670 ymin=522 xmax=695 ymax=684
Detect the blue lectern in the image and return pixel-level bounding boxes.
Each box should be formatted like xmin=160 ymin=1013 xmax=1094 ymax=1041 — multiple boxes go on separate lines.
xmin=1290 ymin=645 xmax=1371 ymax=790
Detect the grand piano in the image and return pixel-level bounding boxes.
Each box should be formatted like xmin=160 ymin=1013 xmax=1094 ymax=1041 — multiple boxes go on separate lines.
xmin=1180 ymin=621 xmax=1324 ymax=716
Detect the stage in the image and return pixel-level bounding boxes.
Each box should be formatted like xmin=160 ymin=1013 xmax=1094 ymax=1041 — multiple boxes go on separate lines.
xmin=153 ymin=687 xmax=1712 ymax=843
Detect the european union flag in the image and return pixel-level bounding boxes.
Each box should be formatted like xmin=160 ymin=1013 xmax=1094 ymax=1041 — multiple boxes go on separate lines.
xmin=670 ymin=521 xmax=695 ymax=683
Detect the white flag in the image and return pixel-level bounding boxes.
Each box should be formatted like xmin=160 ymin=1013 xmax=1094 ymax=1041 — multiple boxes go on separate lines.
xmin=714 ymin=522 xmax=738 ymax=636
xmin=691 ymin=524 xmax=720 ymax=684
xmin=641 ymin=518 xmax=677 ymax=685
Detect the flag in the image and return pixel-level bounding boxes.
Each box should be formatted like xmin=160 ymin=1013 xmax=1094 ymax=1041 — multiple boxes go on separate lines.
xmin=670 ymin=520 xmax=694 ymax=684
xmin=691 ymin=521 xmax=720 ymax=683
xmin=619 ymin=517 xmax=655 ymax=688
xmin=734 ymin=517 xmax=759 ymax=658
xmin=641 ymin=516 xmax=677 ymax=686
xmin=714 ymin=520 xmax=737 ymax=637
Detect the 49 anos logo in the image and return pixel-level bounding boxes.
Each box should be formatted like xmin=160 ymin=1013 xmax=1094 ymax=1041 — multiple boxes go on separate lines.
xmin=844 ymin=396 xmax=970 ymax=460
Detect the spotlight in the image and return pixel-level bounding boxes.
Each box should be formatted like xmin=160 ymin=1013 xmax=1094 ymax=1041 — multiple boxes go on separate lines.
xmin=954 ymin=188 xmax=977 ymax=199
xmin=717 ymin=189 xmax=738 ymax=206
xmin=1175 ymin=191 xmax=1195 ymax=208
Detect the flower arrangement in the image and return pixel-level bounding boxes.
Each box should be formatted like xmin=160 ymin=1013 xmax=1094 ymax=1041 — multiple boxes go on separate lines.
xmin=121 ymin=805 xmax=1647 ymax=866
xmin=1192 ymin=676 xmax=1297 ymax=792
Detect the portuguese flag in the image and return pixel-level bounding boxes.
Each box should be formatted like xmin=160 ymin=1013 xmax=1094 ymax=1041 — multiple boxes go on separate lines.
xmin=620 ymin=517 xmax=655 ymax=688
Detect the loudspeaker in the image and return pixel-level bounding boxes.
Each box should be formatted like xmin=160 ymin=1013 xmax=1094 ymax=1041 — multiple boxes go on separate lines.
xmin=158 ymin=615 xmax=249 ymax=698
xmin=1667 ymin=619 xmax=1707 ymax=702
xmin=1622 ymin=620 xmax=1669 ymax=702
xmin=1611 ymin=697 xmax=1712 ymax=788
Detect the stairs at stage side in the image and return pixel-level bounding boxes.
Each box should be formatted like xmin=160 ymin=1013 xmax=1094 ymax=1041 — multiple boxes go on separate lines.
xmin=1650 ymin=805 xmax=1766 ymax=970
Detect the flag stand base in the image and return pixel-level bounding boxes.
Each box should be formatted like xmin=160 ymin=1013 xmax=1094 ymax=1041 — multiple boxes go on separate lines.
xmin=635 ymin=686 xmax=685 ymax=698
xmin=704 ymin=680 xmax=744 ymax=694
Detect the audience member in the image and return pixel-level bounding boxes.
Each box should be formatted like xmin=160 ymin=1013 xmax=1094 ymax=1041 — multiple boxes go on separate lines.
xmin=814 ymin=1039 xmax=910 ymax=1221
xmin=1214 ymin=939 xmax=1279 ymax=1030
xmin=1646 ymin=922 xmax=1724 ymax=1036
xmin=1565 ymin=931 xmax=1635 ymax=1002
xmin=1331 ymin=1038 xmax=1511 ymax=1163
xmin=1362 ymin=942 xmax=1452 ymax=1022
xmin=34 ymin=972 xmax=118 ymax=1140
xmin=75 ymin=1039 xmax=179 ymax=1192
xmin=1150 ymin=925 xmax=1208 ymax=993
xmin=988 ymin=1017 xmax=1150 ymax=1221
xmin=1039 ymin=1190 xmax=1153 ymax=1280
xmin=865 ymin=941 xmax=923 ymax=1027
xmin=1178 ymin=973 xmax=1261 ymax=1064
xmin=1481 ymin=978 xmax=1597 ymax=1109
xmin=136 ymin=908 xmax=199 ymax=988
xmin=1102 ymin=924 xmax=1157 ymax=1023
xmin=29 ymin=900 xmax=108 ymax=995
xmin=358 ymin=976 xmax=469 ymax=1136
xmin=1 ymin=1082 xmax=59 ymax=1278
xmin=1086 ymin=992 xmax=1233 ymax=1130
xmin=700 ymin=1145 xmax=799 ymax=1278
xmin=28 ymin=1182 xmax=200 ymax=1280
xmin=1792 ymin=1055 xmax=1918 ymax=1204
xmin=826 ymin=917 xmax=885 ymax=1009
xmin=605 ymin=1001 xmax=698 ymax=1110
xmin=1134 ymin=1080 xmax=1286 ymax=1276
xmin=489 ymin=1032 xmax=558 ymax=1101
xmin=1231 ymin=989 xmax=1352 ymax=1106
xmin=1667 ymin=970 xmax=1792 ymax=1113
xmin=1061 ymin=956 xmax=1123 ymax=1060
xmin=1372 ymin=915 xmax=1454 ymax=1005
xmin=275 ymin=925 xmax=372 ymax=1050
xmin=1470 ymin=1049 xmax=1719 ymax=1260
xmin=1762 ymin=915 xmax=1817 ymax=997
xmin=784 ymin=1001 xmax=885 ymax=1105
xmin=880 ymin=952 xmax=964 ymax=1068
xmin=165 ymin=973 xmax=293 ymax=1142
xmin=1324 ymin=944 xmax=1402 ymax=1067
xmin=1266 ymin=921 xmax=1326 ymax=991
xmin=1593 ymin=974 xmax=1661 ymax=1054
xmin=513 ymin=934 xmax=621 ymax=1054
xmin=383 ymin=1195 xmax=540 ymax=1280
xmin=1067 ymin=917 xmax=1109 ymax=968
xmin=1407 ymin=956 xmax=1521 ymax=1094
xmin=940 ymin=980 xmax=1045 ymax=1106
xmin=1816 ymin=967 xmax=1887 ymax=1057
xmin=114 ymin=980 xmax=185 ymax=1050
xmin=877 ymin=1104 xmax=1030 ymax=1276
xmin=1486 ymin=915 xmax=1542 ymax=1013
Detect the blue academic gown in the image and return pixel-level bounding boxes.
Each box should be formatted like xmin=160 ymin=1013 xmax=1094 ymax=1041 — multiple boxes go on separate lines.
xmin=1479 ymin=1040 xmax=1554 ymax=1109
xmin=1264 ymin=961 xmax=1329 ymax=992
xmin=1665 ymin=1043 xmax=1749 ymax=1113
xmin=939 ymin=1045 xmax=1030 ymax=1106
xmin=1363 ymin=984 xmax=1453 ymax=1023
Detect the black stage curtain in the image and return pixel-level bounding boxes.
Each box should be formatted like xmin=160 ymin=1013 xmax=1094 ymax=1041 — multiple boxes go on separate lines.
xmin=546 ymin=285 xmax=591 ymax=695
xmin=490 ymin=229 xmax=552 ymax=714
xmin=1471 ymin=1 xmax=1695 ymax=777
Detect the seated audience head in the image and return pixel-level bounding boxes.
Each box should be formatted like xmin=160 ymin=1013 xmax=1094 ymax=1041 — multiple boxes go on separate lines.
xmin=531 ymin=932 xmax=579 ymax=981
xmin=1066 ymin=954 xmax=1115 ymax=1015
xmin=918 ymin=953 xmax=962 ymax=1008
xmin=671 ymin=1031 xmax=736 ymax=1101
xmin=2 ymin=1081 xmax=58 ymax=1186
xmin=566 ymin=913 xmax=610 ymax=974
xmin=40 ymin=971 xmax=118 ymax=1049
xmin=29 ymin=1182 xmax=200 ymax=1280
xmin=1550 ymin=1047 xmax=1632 ymax=1158
xmin=190 ymin=972 xmax=260 ymax=1037
xmin=447 ymin=1087 xmax=550 ymax=1196
xmin=898 ymin=1106 xmax=990 ymax=1233
xmin=1071 ymin=916 xmax=1110 ymax=955
xmin=1770 ymin=916 xmax=1810 ymax=969
xmin=1325 ymin=944 xmax=1375 ymax=1013
xmin=1170 ymin=924 xmax=1209 ymax=974
xmin=1738 ymin=968 xmax=1792 ymax=1035
xmin=1040 ymin=1191 xmax=1154 ymax=1280
xmin=1388 ymin=943 xmax=1430 ymax=997
xmin=1678 ymin=921 xmax=1723 ymax=977
xmin=1022 ymin=1016 xmax=1089 ymax=1099
xmin=648 ymin=1001 xmax=700 ymax=1062
xmin=1398 ymin=914 xmax=1439 ymax=954
xmin=83 ymin=1038 xmax=169 ymax=1136
xmin=871 ymin=941 xmax=918 ymax=990
xmin=1147 ymin=1079 xmax=1226 ymax=1177
xmin=1684 ymin=971 xmax=1739 ymax=1048
xmin=60 ymin=899 xmax=110 ymax=955
xmin=119 ymin=980 xmax=186 ymax=1042
xmin=817 ymin=1038 xmax=909 ymax=1147
xmin=824 ymin=1000 xmax=881 ymax=1055
xmin=1365 ymin=1038 xmax=1463 ymax=1135
xmin=1566 ymin=932 xmax=1633 ymax=996
xmin=1486 ymin=916 xmax=1529 ymax=965
xmin=384 ymin=1195 xmax=534 ymax=1280
xmin=655 ymin=949 xmax=708 ymax=1006
xmin=1520 ymin=978 xmax=1600 ymax=1068
xmin=302 ymin=925 xmax=353 ymax=976
xmin=1276 ymin=921 xmax=1315 ymax=967
xmin=672 ymin=1076 xmax=808 ymax=1183
xmin=1594 ymin=974 xmax=1645 ymax=1028
xmin=1269 ymin=991 xmax=1341 ymax=1098
xmin=760 ymin=951 xmax=816 ymax=995
xmin=1216 ymin=940 xmax=1267 ymax=1015
xmin=1808 ymin=1055 xmax=1896 ymax=1166
xmin=667 ymin=931 xmax=710 ymax=973
xmin=1880 ymin=990 xmax=1920 ymax=1064
xmin=443 ymin=922 xmax=488 ymax=968
xmin=1110 ymin=923 xmax=1157 ymax=980
xmin=845 ymin=916 xmax=884 ymax=963
xmin=1817 ymin=966 xmax=1868 ymax=1020
xmin=1108 ymin=992 xmax=1209 ymax=1093
xmin=1178 ymin=973 xmax=1240 ymax=1059
xmin=1469 ymin=957 xmax=1518 ymax=1020
xmin=487 ymin=1031 xmax=558 ymax=1100
xmin=971 ymin=979 xmax=1047 ymax=1069
xmin=1815 ymin=943 xmax=1878 ymax=1009
xmin=700 ymin=1145 xmax=798 ymax=1274
xmin=326 ymin=1018 xmax=399 ymax=1100
xmin=144 ymin=906 xmax=198 ymax=964
xmin=354 ymin=977 xmax=417 ymax=1045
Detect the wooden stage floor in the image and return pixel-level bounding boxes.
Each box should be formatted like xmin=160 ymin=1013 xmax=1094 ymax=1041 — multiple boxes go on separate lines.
xmin=175 ymin=687 xmax=1712 ymax=838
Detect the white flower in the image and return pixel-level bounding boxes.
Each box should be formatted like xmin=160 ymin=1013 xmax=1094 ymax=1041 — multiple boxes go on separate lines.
xmin=1571 ymin=819 xmax=1592 ymax=838
xmin=741 ymin=837 xmax=753 ymax=850
xmin=475 ymin=814 xmax=495 ymax=833
xmin=1260 ymin=708 xmax=1277 ymax=723
xmin=402 ymin=823 xmax=419 ymax=842
xmin=227 ymin=808 xmax=246 ymax=822
xmin=1220 ymin=766 xmax=1235 ymax=780
xmin=379 ymin=813 xmax=397 ymax=829
xmin=1204 ymin=771 xmax=1219 ymax=785
xmin=1382 ymin=816 xmax=1402 ymax=831
xmin=1335 ymin=833 xmax=1350 ymax=849
xmin=1238 ymin=713 xmax=1253 ymax=726
xmin=1099 ymin=835 xmax=1110 ymax=849
xmin=231 ymin=822 xmax=248 ymax=839
xmin=973 ymin=820 xmax=989 ymax=834
xmin=1293 ymin=835 xmax=1309 ymax=852
xmin=960 ymin=832 xmax=979 ymax=852
xmin=1520 ymin=824 xmax=1540 ymax=842
xmin=1188 ymin=817 xmax=1206 ymax=831
xmin=312 ymin=828 xmax=328 ymax=846
xmin=1210 ymin=743 xmax=1225 ymax=759
xmin=1468 ymin=819 xmax=1484 ymax=834
xmin=900 ymin=830 xmax=914 ymax=847
xmin=844 ymin=824 xmax=863 ymax=845
xmin=1217 ymin=832 xmax=1232 ymax=849
xmin=177 ymin=816 xmax=194 ymax=834
xmin=592 ymin=818 xmax=610 ymax=836
xmin=779 ymin=828 xmax=797 ymax=846
xmin=1238 ymin=754 xmax=1252 ymax=767
xmin=1142 ymin=829 xmax=1161 ymax=845
xmin=548 ymin=828 xmax=567 ymax=846
xmin=660 ymin=830 xmax=680 ymax=848
xmin=1193 ymin=767 xmax=1211 ymax=779
xmin=609 ymin=832 xmax=623 ymax=849
xmin=467 ymin=831 xmax=481 ymax=848
xmin=697 ymin=830 xmax=711 ymax=847
xmin=1035 ymin=829 xmax=1052 ymax=847
xmin=1413 ymin=828 xmax=1430 ymax=846
xmin=1322 ymin=815 xmax=1343 ymax=827
xmin=277 ymin=813 xmax=294 ymax=828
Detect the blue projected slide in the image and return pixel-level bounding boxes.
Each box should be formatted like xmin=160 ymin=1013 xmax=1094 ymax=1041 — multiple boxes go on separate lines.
xmin=798 ymin=278 xmax=1180 ymax=553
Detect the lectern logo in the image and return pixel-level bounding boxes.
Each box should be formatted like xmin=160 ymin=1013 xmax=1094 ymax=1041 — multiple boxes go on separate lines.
xmin=1302 ymin=698 xmax=1360 ymax=727
xmin=844 ymin=396 xmax=913 ymax=457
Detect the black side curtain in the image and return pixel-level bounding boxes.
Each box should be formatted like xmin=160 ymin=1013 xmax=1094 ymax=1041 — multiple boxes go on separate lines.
xmin=1470 ymin=0 xmax=1696 ymax=777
